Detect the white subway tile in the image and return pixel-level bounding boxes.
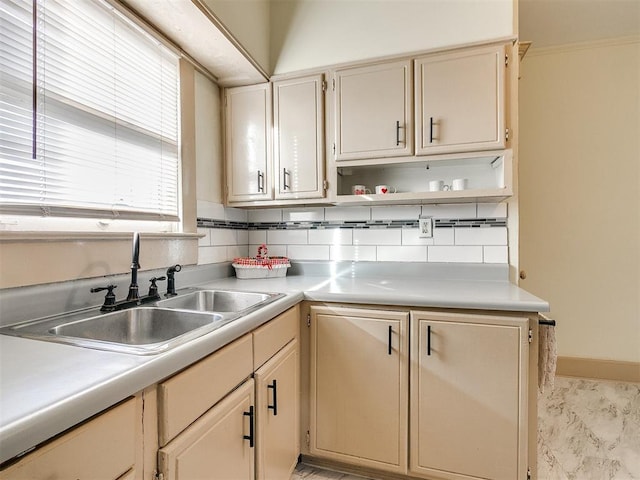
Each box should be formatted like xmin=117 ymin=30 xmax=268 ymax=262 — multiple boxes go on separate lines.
xmin=330 ymin=245 xmax=377 ymax=261
xmin=237 ymin=230 xmax=249 ymax=245
xmin=308 ymin=228 xmax=353 ymax=245
xmin=198 ymin=246 xmax=227 ymax=265
xmin=371 ymin=206 xmax=421 ymax=220
xmin=287 ymin=245 xmax=330 ymax=260
xmin=248 ymin=208 xmax=282 ymax=223
xmin=197 ymin=200 xmax=225 ymax=220
xmin=225 ymin=207 xmax=248 ymax=222
xmin=267 ymin=229 xmax=308 ymax=245
xmin=227 ymin=245 xmax=248 ymax=260
xmin=248 ymin=244 xmax=287 ymax=257
xmin=401 ymin=228 xmax=434 ymax=246
xmin=324 ymin=206 xmax=371 ymax=222
xmin=434 ymin=227 xmax=455 ymax=245
xmin=477 ymin=202 xmax=507 ymax=218
xmin=377 ymin=246 xmax=427 ymax=262
xmin=353 ymin=228 xmax=401 ymax=245
xmin=211 ymin=228 xmax=237 ymax=246
xmin=455 ymin=227 xmax=507 ymax=246
xmin=197 ymin=228 xmax=211 ymax=247
xmin=421 ymin=203 xmax=477 ymax=219
xmin=427 ymin=246 xmax=483 ymax=263
xmin=283 ymin=208 xmax=325 ymax=222
xmin=248 ymin=230 xmax=267 ymax=245
xmin=483 ymin=246 xmax=508 ymax=264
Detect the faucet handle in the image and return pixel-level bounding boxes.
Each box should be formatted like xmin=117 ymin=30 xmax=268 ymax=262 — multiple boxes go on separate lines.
xmin=148 ymin=276 xmax=166 ymax=297
xmin=91 ymin=285 xmax=117 ymax=310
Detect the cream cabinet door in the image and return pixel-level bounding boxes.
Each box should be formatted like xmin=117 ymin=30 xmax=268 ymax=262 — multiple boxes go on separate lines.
xmin=409 ymin=311 xmax=529 ymax=480
xmin=334 ymin=60 xmax=413 ymax=160
xmin=255 ymin=339 xmax=300 ymax=480
xmin=416 ymin=44 xmax=506 ymax=155
xmin=158 ymin=379 xmax=255 ymax=480
xmin=273 ymin=74 xmax=325 ymax=200
xmin=309 ymin=306 xmax=409 ymax=474
xmin=225 ymin=83 xmax=272 ymax=202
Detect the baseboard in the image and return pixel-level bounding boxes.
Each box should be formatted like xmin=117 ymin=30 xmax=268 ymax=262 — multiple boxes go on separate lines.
xmin=557 ymin=356 xmax=640 ymax=383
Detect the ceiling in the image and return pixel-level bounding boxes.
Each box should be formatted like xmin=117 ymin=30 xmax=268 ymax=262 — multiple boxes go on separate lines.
xmin=519 ymin=0 xmax=640 ymax=48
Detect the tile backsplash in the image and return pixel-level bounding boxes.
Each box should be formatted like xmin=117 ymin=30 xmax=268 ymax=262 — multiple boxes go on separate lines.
xmin=196 ymin=201 xmax=508 ymax=265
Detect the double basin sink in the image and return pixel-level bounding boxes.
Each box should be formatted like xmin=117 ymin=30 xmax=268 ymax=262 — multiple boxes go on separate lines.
xmin=0 ymin=289 xmax=284 ymax=355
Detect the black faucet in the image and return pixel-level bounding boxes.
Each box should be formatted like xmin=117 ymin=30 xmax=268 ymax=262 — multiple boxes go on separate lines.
xmin=165 ymin=264 xmax=182 ymax=297
xmin=126 ymin=232 xmax=140 ymax=301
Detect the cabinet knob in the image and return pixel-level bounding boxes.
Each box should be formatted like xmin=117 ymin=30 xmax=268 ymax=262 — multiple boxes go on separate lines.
xmin=519 ymin=270 xmax=527 ymax=280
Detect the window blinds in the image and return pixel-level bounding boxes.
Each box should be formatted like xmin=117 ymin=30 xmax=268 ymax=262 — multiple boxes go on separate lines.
xmin=0 ymin=0 xmax=180 ymax=220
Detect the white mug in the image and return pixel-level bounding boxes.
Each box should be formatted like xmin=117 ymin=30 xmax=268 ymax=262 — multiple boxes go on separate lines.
xmin=428 ymin=180 xmax=444 ymax=192
xmin=452 ymin=178 xmax=468 ymax=191
xmin=352 ymin=184 xmax=371 ymax=195
xmin=375 ymin=185 xmax=396 ymax=195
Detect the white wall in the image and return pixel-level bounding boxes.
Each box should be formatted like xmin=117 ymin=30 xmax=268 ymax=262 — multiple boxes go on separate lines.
xmin=519 ymin=38 xmax=640 ymax=363
xmin=270 ymin=0 xmax=514 ymax=74
xmin=202 ymin=0 xmax=271 ymax=73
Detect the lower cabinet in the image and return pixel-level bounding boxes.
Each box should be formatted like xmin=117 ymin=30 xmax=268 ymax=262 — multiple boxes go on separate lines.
xmin=0 ymin=398 xmax=140 ymax=480
xmin=158 ymin=379 xmax=256 ymax=480
xmin=309 ymin=306 xmax=409 ymax=474
xmin=255 ymin=339 xmax=300 ymax=480
xmin=409 ymin=311 xmax=529 ymax=480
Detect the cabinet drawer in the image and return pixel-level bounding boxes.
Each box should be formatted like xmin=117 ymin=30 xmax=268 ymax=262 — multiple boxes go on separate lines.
xmin=158 ymin=334 xmax=253 ymax=446
xmin=0 ymin=398 xmax=136 ymax=480
xmin=253 ymin=305 xmax=299 ymax=370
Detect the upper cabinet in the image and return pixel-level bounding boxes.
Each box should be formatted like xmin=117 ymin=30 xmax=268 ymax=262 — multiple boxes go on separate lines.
xmin=225 ymin=83 xmax=272 ymax=202
xmin=273 ymin=74 xmax=326 ymax=200
xmin=334 ymin=60 xmax=413 ymax=161
xmin=415 ymin=44 xmax=506 ymax=155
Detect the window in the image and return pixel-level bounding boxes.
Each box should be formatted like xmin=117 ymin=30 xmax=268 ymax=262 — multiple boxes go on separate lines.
xmin=0 ymin=0 xmax=180 ymax=227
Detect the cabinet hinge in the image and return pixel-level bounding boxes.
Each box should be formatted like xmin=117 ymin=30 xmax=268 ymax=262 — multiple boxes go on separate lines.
xmin=306 ymin=430 xmax=311 ymax=446
xmin=505 ymin=127 xmax=510 ymax=141
xmin=321 ymin=80 xmax=327 ymax=92
xmin=322 ymin=179 xmax=328 ymax=191
xmin=307 ymin=314 xmax=311 ymax=327
xmin=505 ymin=54 xmax=509 ymax=67
xmin=332 ymin=78 xmax=335 ymax=91
xmin=528 ymin=328 xmax=533 ymax=343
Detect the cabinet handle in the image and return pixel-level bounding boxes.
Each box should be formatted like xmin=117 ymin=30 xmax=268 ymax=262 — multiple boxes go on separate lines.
xmin=267 ymin=379 xmax=278 ymax=416
xmin=395 ymin=120 xmax=401 ymax=146
xmin=429 ymin=117 xmax=434 ymax=143
xmin=427 ymin=325 xmax=432 ymax=356
xmin=388 ymin=325 xmax=393 ymax=355
xmin=243 ymin=406 xmax=254 ymax=447
xmin=283 ymin=168 xmax=290 ymax=190
xmin=257 ymin=171 xmax=264 ymax=193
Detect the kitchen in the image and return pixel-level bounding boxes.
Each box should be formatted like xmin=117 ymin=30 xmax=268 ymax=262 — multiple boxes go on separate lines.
xmin=0 ymin=0 xmax=638 ymax=479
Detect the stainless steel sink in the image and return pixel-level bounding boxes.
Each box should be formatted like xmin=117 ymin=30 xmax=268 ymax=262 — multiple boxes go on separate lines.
xmin=156 ymin=290 xmax=276 ymax=313
xmin=0 ymin=288 xmax=284 ymax=355
xmin=0 ymin=307 xmax=231 ymax=355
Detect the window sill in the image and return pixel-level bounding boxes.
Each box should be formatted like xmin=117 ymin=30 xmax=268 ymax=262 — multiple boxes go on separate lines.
xmin=0 ymin=231 xmax=204 ymax=243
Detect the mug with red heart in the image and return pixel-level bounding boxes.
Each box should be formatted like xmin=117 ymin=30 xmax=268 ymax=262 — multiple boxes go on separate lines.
xmin=375 ymin=184 xmax=396 ymax=195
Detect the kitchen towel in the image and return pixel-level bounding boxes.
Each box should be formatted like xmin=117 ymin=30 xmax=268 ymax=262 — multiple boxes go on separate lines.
xmin=538 ymin=314 xmax=557 ymax=393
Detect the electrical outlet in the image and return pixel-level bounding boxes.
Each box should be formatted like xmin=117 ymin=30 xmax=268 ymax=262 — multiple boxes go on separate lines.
xmin=418 ymin=217 xmax=433 ymax=238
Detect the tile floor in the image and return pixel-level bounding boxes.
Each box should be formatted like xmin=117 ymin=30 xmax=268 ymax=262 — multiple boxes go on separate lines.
xmin=292 ymin=376 xmax=640 ymax=480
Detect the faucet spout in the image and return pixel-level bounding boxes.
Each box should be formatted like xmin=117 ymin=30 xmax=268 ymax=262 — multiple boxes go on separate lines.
xmin=126 ymin=232 xmax=140 ymax=301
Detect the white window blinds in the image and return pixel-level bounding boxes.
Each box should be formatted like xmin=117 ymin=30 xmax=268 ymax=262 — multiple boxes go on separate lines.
xmin=0 ymin=0 xmax=180 ymax=220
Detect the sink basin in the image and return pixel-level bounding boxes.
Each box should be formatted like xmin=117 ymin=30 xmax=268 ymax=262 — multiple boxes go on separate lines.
xmin=49 ymin=308 xmax=224 ymax=346
xmin=156 ymin=290 xmax=279 ymax=313
xmin=0 ymin=307 xmax=230 ymax=355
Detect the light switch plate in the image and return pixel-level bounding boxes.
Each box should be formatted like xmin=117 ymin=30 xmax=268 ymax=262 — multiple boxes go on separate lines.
xmin=418 ymin=217 xmax=433 ymax=238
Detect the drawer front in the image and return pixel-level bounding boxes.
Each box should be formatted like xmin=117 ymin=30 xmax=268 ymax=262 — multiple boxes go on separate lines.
xmin=1 ymin=398 xmax=136 ymax=480
xmin=253 ymin=305 xmax=299 ymax=370
xmin=158 ymin=334 xmax=253 ymax=446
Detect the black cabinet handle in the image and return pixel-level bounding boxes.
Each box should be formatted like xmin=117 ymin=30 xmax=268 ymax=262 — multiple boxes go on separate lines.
xmin=396 ymin=120 xmax=401 ymax=146
xmin=388 ymin=325 xmax=393 ymax=355
xmin=267 ymin=379 xmax=278 ymax=416
xmin=429 ymin=117 xmax=434 ymax=143
xmin=427 ymin=325 xmax=432 ymax=356
xmin=243 ymin=406 xmax=254 ymax=447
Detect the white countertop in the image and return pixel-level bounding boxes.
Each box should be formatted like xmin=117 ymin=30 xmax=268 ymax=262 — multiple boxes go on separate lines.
xmin=0 ymin=269 xmax=547 ymax=464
